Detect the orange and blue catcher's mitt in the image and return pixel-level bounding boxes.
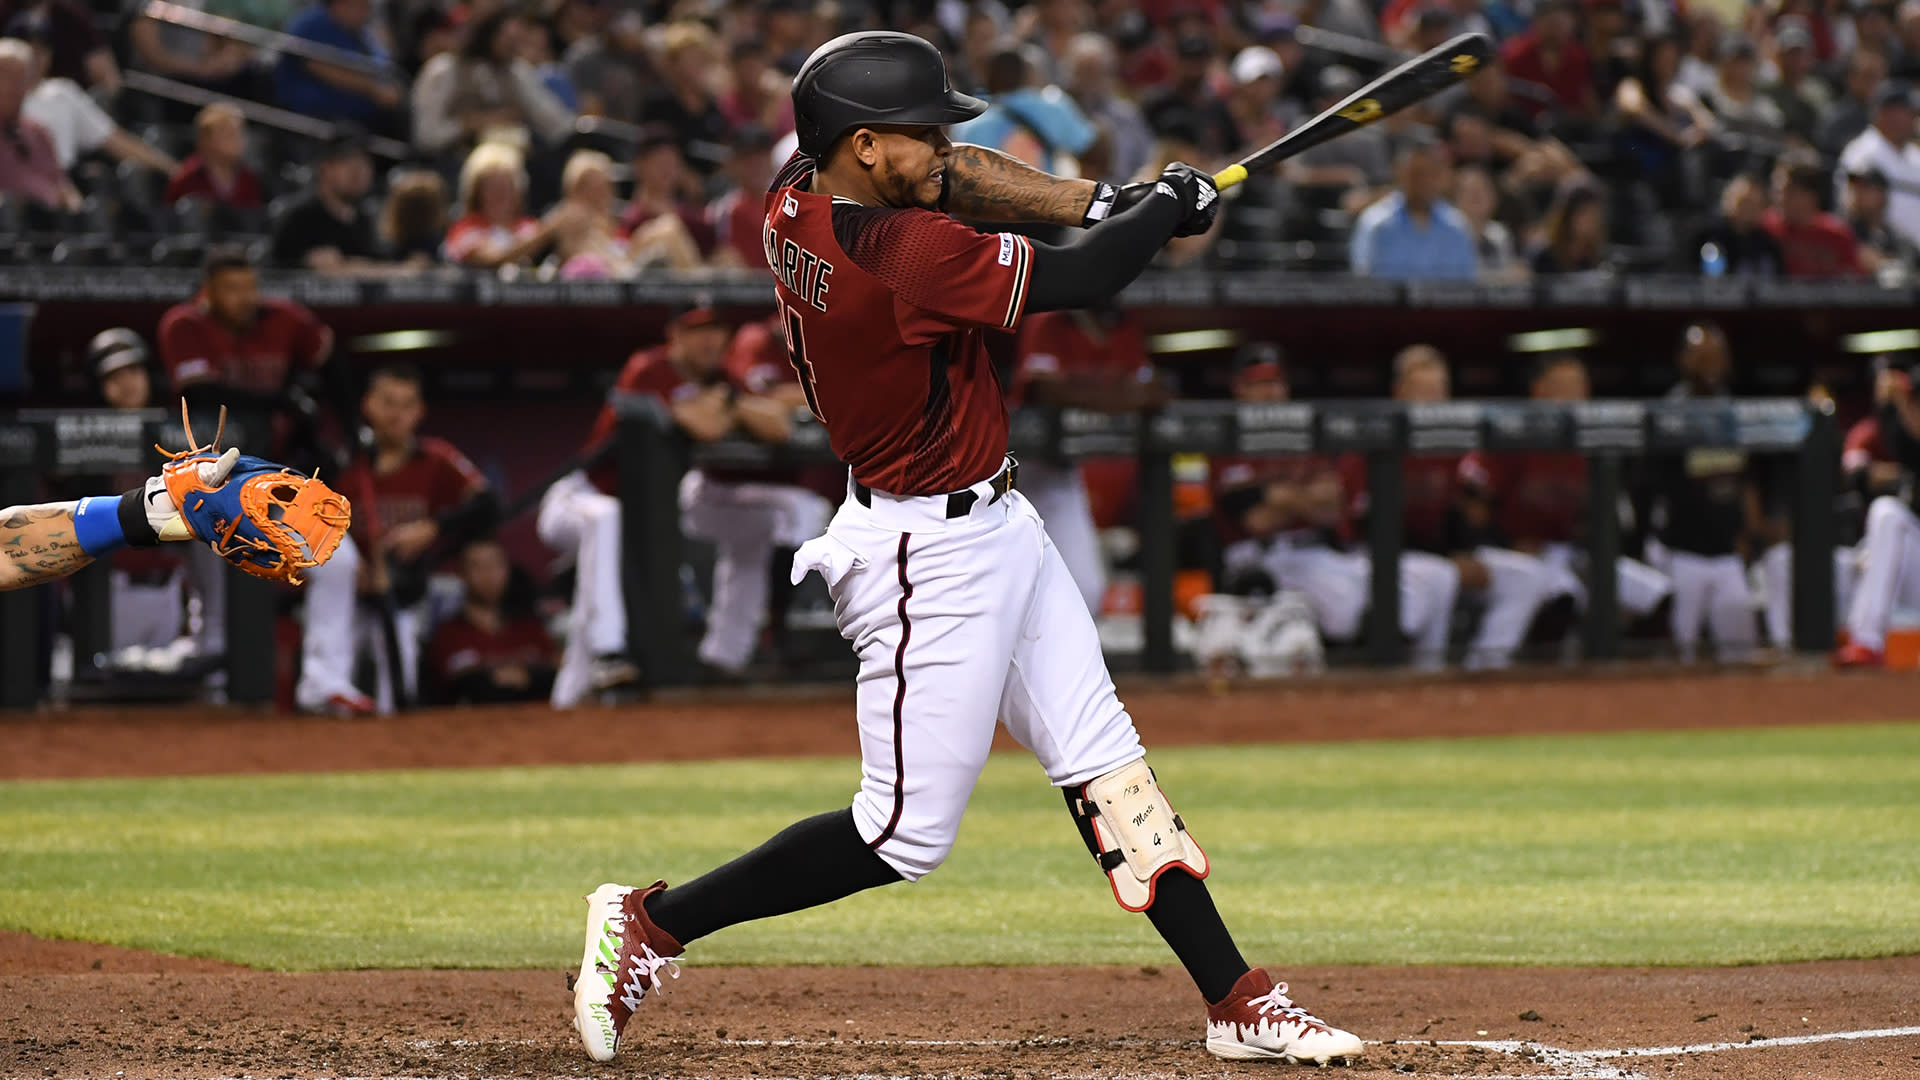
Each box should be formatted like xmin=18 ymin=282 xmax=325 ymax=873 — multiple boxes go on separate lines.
xmin=157 ymin=403 xmax=352 ymax=585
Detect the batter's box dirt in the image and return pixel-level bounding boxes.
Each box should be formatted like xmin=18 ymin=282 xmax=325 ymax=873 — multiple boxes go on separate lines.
xmin=3 ymin=950 xmax=1916 ymax=1080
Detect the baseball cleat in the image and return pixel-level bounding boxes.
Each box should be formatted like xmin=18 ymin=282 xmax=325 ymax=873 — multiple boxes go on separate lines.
xmin=1831 ymin=642 xmax=1885 ymax=669
xmin=572 ymin=881 xmax=684 ymax=1062
xmin=1206 ymin=968 xmax=1364 ymax=1065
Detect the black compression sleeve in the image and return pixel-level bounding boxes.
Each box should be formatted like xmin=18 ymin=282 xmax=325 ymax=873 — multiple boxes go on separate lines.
xmin=1024 ymin=186 xmax=1182 ymax=313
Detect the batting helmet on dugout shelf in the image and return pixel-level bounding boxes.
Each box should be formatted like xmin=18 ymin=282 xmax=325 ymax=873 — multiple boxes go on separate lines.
xmin=791 ymin=31 xmax=987 ymax=157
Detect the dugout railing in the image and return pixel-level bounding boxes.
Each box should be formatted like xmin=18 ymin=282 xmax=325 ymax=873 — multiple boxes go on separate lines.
xmin=0 ymin=396 xmax=1838 ymax=707
xmin=615 ymin=395 xmax=1839 ymax=683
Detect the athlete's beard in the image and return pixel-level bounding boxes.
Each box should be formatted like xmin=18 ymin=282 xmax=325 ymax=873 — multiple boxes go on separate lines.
xmin=876 ymin=157 xmax=941 ymax=210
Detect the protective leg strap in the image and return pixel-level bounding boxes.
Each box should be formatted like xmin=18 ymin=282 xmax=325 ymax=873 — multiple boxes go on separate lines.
xmin=1064 ymin=757 xmax=1209 ymax=912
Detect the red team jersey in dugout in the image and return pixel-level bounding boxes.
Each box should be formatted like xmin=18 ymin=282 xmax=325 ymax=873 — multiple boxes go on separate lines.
xmin=762 ymin=155 xmax=1035 ymax=496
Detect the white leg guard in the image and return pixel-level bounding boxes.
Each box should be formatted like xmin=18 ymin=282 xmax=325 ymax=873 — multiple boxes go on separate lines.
xmin=1067 ymin=757 xmax=1208 ymax=913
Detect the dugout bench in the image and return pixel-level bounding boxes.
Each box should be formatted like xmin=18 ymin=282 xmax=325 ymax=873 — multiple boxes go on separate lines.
xmin=614 ymin=395 xmax=1841 ymax=684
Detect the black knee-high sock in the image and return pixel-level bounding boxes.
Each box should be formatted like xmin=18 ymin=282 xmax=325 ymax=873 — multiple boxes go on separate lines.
xmin=643 ymin=808 xmax=902 ymax=946
xmin=1145 ymin=868 xmax=1252 ymax=1005
xmin=1061 ymin=787 xmax=1249 ymax=1004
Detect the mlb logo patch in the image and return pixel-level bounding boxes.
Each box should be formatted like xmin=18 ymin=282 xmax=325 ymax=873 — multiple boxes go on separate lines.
xmin=998 ymin=233 xmax=1015 ymax=266
xmin=783 ymin=193 xmax=799 ymax=218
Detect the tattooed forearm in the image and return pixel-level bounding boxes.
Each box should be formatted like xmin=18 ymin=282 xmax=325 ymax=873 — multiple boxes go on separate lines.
xmin=944 ymin=144 xmax=1099 ymax=227
xmin=0 ymin=502 xmax=90 ymax=591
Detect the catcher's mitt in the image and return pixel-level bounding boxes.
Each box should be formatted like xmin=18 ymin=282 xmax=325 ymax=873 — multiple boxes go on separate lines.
xmin=158 ymin=404 xmax=352 ymax=584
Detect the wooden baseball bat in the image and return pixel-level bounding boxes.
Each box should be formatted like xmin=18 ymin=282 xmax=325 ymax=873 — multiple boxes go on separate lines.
xmin=1213 ymin=32 xmax=1497 ymax=191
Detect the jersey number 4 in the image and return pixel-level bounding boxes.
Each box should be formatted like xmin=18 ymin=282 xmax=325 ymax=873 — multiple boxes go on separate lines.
xmin=781 ymin=302 xmax=827 ymax=424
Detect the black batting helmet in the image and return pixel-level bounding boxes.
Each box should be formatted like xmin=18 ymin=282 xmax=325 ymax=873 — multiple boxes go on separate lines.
xmin=791 ymin=31 xmax=986 ymax=158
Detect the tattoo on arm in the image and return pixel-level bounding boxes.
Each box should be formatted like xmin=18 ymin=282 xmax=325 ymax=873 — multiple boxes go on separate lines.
xmin=0 ymin=503 xmax=92 ymax=591
xmin=943 ymin=144 xmax=1099 ymax=227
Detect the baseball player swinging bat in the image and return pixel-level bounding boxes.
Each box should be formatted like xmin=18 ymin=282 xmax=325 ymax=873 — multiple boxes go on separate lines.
xmin=1212 ymin=32 xmax=1497 ymax=191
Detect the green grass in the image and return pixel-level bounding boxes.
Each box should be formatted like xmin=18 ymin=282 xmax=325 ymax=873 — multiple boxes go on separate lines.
xmin=2 ymin=724 xmax=1918 ymax=971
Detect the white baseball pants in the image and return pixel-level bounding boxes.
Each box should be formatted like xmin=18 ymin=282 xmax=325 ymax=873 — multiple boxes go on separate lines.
xmin=1644 ymin=539 xmax=1756 ymax=661
xmin=1843 ymin=495 xmax=1920 ymax=652
xmin=1019 ymin=462 xmax=1107 ymax=615
xmin=1253 ymin=544 xmax=1460 ymax=670
xmin=537 ymin=471 xmax=628 ymax=708
xmin=109 ymin=568 xmax=184 ymax=651
xmin=1759 ymin=541 xmax=1862 ymax=650
xmin=793 ymin=477 xmax=1145 ymax=882
xmin=680 ymin=471 xmax=832 ymax=673
xmin=1537 ymin=542 xmax=1673 ymax=618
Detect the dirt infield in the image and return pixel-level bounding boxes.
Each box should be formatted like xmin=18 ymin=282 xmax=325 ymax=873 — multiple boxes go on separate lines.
xmin=3 ymin=669 xmax=1916 ymax=1079
xmin=3 ymin=667 xmax=1917 ymax=780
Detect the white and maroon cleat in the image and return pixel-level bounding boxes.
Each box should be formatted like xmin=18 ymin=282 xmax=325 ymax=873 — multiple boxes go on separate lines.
xmin=1206 ymin=968 xmax=1364 ymax=1065
xmin=572 ymin=881 xmax=684 ymax=1062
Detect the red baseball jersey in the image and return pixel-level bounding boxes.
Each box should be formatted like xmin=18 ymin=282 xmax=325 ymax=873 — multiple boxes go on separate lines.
xmin=336 ymin=436 xmax=488 ymax=535
xmin=1211 ymin=454 xmax=1350 ymax=545
xmin=1459 ymin=450 xmax=1588 ymax=546
xmin=156 ymin=297 xmax=332 ymax=394
xmin=725 ymin=316 xmax=798 ymax=394
xmin=762 ymin=154 xmax=1035 ymax=495
xmin=425 ymin=612 xmax=556 ymax=695
xmin=584 ymin=346 xmax=703 ymax=495
xmin=1011 ymin=311 xmax=1152 ymax=405
xmin=1339 ymin=452 xmax=1461 ymax=551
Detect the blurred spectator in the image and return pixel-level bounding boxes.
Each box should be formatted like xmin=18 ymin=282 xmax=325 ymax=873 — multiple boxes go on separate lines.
xmin=1529 ymin=180 xmax=1611 ymax=275
xmin=164 ymin=102 xmax=264 ymax=209
xmin=719 ymin=35 xmax=794 ymax=138
xmin=1452 ymin=163 xmax=1522 ymax=279
xmin=1499 ymin=0 xmax=1598 ymax=121
xmin=336 ymin=362 xmax=497 ymax=707
xmin=1817 ymin=49 xmax=1889 ymax=155
xmin=1063 ymin=31 xmax=1152 ymax=184
xmin=1704 ymin=35 xmax=1788 ymax=143
xmin=1223 ymin=46 xmax=1288 ymax=155
xmin=618 ymin=128 xmax=709 ymax=270
xmin=537 ymin=308 xmax=737 ymax=704
xmin=1013 ymin=304 xmax=1168 ymax=613
xmin=86 ymin=328 xmax=191 ymax=661
xmin=706 ymin=125 xmax=775 ymax=270
xmin=443 ymin=139 xmax=553 ymax=268
xmin=379 ymin=167 xmax=446 ymax=264
xmin=274 ymin=0 xmax=404 ymax=130
xmin=1343 ymin=345 xmax=1554 ymax=670
xmin=640 ymin=21 xmax=729 ymax=176
xmin=1843 ymin=165 xmax=1920 ymax=271
xmin=559 ymin=0 xmax=644 ymax=122
xmin=1020 ymin=0 xmax=1090 ymax=85
xmin=0 ymin=0 xmax=115 ymax=92
xmin=1765 ymin=17 xmax=1829 ymax=142
xmin=270 ymin=131 xmax=379 ymax=271
xmin=1613 ymin=32 xmax=1715 ymax=206
xmin=1456 ymin=353 xmax=1672 ymax=630
xmin=681 ymin=315 xmax=833 ymax=679
xmin=549 ymin=148 xmax=635 ymax=278
xmin=1642 ymin=322 xmax=1764 ymax=662
xmin=522 ymin=13 xmax=579 ymax=110
xmin=411 ymin=6 xmax=575 ymax=159
xmin=1142 ymin=33 xmax=1236 ymax=162
xmin=1763 ymin=160 xmax=1863 ymax=277
xmin=156 ymin=247 xmax=373 ymax=713
xmin=1292 ymin=66 xmax=1390 ymax=214
xmin=0 ymin=38 xmax=77 ymax=209
xmin=951 ymin=43 xmax=1096 ymax=173
xmin=425 ymin=539 xmax=557 ymax=704
xmin=1350 ymin=137 xmax=1478 ymax=281
xmin=12 ymin=18 xmax=175 ymax=174
xmin=399 ymin=4 xmax=456 ymax=79
xmin=1676 ymin=9 xmax=1724 ymax=97
xmin=1832 ymin=359 xmax=1920 ymax=667
xmin=1685 ymin=174 xmax=1786 ymax=276
xmin=1838 ymin=80 xmax=1920 ymax=246
xmin=758 ymin=0 xmax=816 ymax=72
xmin=126 ymin=0 xmax=254 ymax=99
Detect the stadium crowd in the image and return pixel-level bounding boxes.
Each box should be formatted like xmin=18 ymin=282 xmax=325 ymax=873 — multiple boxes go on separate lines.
xmin=0 ymin=0 xmax=1919 ymax=276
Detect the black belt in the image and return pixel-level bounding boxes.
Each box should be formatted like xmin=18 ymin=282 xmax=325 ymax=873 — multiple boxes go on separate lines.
xmin=853 ymin=457 xmax=1018 ymax=519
